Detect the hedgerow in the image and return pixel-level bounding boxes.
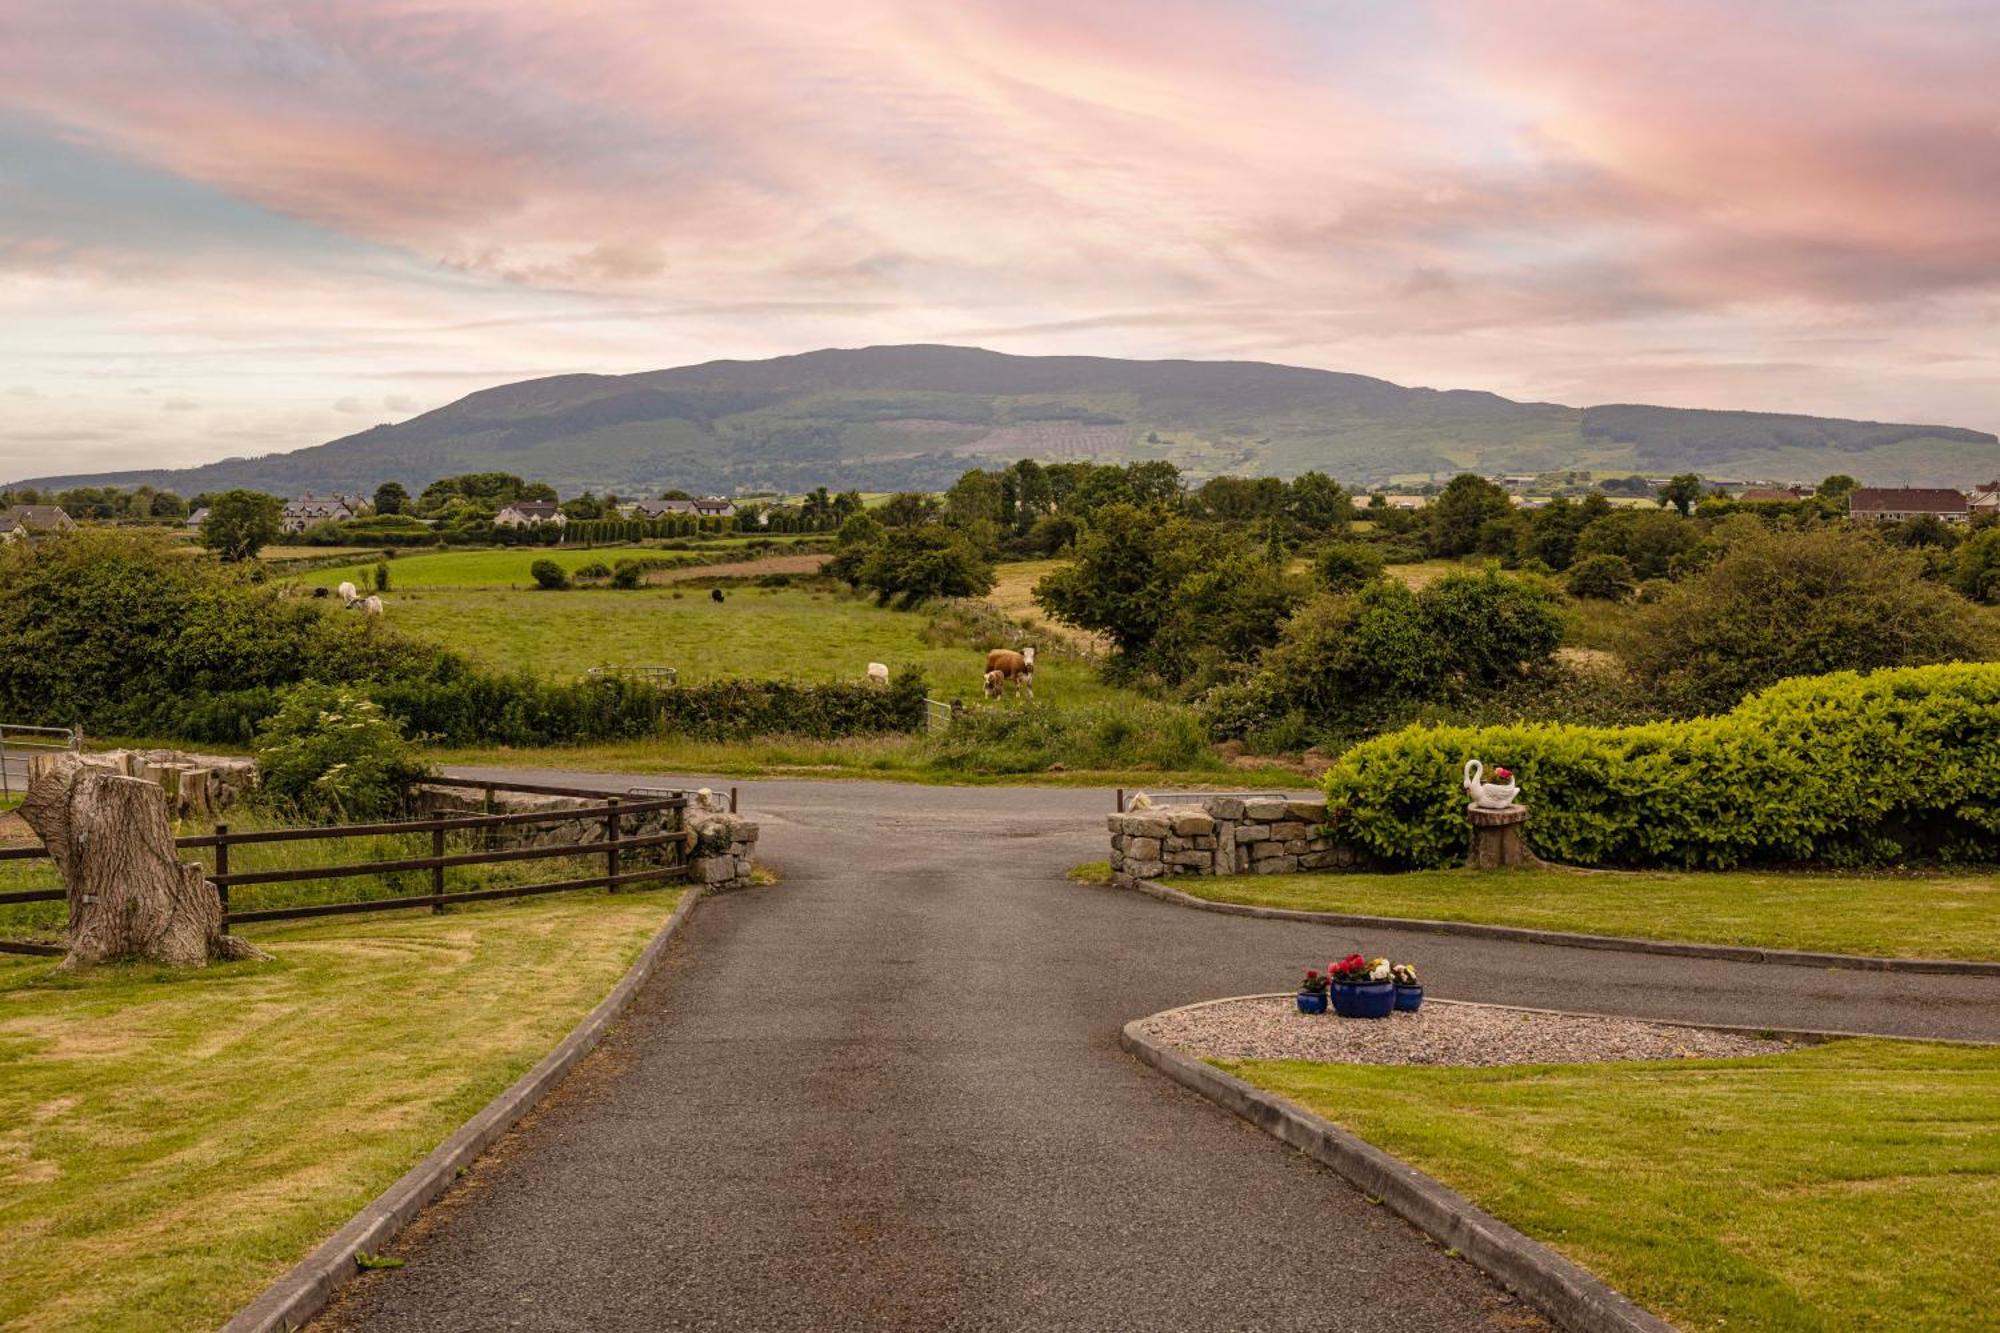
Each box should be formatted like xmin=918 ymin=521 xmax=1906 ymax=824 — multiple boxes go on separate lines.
xmin=1323 ymin=663 xmax=2000 ymax=869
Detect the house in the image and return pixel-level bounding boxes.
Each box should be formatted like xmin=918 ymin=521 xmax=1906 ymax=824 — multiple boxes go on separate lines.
xmin=630 ymin=496 xmax=737 ymax=520
xmin=281 ymin=493 xmax=364 ymax=533
xmin=1847 ymin=487 xmax=1970 ymax=523
xmin=0 ymin=504 xmax=76 ymax=543
xmin=494 ymin=500 xmax=568 ymax=528
xmin=186 ymin=507 xmax=210 ymax=529
xmin=1967 ymin=482 xmax=2000 ymax=517
xmin=1738 ymin=486 xmax=1812 ymax=502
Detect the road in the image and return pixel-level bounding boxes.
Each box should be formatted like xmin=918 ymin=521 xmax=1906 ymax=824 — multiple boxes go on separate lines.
xmin=325 ymin=771 xmax=2000 ymax=1331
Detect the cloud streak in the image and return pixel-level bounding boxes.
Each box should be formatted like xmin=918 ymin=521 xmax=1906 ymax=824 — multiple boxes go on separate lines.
xmin=1 ymin=0 xmax=1997 ymax=478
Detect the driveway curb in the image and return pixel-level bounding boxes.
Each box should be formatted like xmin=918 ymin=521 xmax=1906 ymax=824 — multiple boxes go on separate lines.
xmin=221 ymin=885 xmax=706 ymax=1333
xmin=1123 ymin=874 xmax=2000 ymax=977
xmin=1121 ymin=1000 xmax=1676 ymax=1333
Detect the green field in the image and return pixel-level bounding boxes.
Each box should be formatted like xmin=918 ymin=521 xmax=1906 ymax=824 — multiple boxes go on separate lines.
xmin=1180 ymin=866 xmax=2000 ymax=961
xmin=295 ymin=545 xmax=712 ymax=590
xmin=1229 ymin=1040 xmax=2000 ymax=1331
xmin=0 ymin=890 xmax=680 ymax=1332
xmin=350 ymin=584 xmax=1127 ymax=703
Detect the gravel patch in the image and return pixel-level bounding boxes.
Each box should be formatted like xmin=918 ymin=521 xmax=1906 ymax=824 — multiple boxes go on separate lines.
xmin=1139 ymin=995 xmax=1798 ymax=1067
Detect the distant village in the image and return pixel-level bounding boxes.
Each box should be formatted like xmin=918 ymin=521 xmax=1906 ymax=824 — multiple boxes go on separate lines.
xmin=4 ymin=471 xmax=1999 ymax=547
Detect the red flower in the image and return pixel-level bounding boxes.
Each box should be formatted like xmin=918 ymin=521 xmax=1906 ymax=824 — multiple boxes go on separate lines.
xmin=1494 ymin=767 xmax=1513 ymax=780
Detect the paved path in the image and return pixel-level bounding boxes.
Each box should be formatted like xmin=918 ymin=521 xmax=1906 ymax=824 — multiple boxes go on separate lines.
xmin=327 ymin=772 xmax=2000 ymax=1331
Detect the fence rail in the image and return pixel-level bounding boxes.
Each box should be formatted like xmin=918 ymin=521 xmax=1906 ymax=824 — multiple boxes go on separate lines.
xmin=0 ymin=780 xmax=702 ymax=937
xmin=0 ymin=723 xmax=82 ymax=800
xmin=924 ymin=697 xmax=963 ymax=733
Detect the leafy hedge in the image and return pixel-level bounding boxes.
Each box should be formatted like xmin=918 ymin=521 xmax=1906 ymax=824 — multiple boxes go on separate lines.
xmin=171 ymin=668 xmax=929 ymax=748
xmin=1323 ymin=663 xmax=2000 ymax=869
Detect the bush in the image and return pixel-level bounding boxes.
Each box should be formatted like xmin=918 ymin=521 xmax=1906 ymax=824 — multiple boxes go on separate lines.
xmin=1206 ymin=571 xmax=1566 ymax=743
xmin=373 ymin=560 xmax=391 ymax=593
xmin=1323 ymin=663 xmax=2000 ymax=869
xmin=921 ymin=697 xmax=1214 ymax=774
xmin=1314 ymin=542 xmax=1386 ymax=594
xmin=1622 ymin=526 xmax=1993 ymax=715
xmin=573 ymin=561 xmax=612 ymax=581
xmin=1566 ymin=553 xmax=1635 ymax=600
xmin=611 ymin=560 xmax=644 ymax=589
xmin=251 ymin=684 xmax=432 ymax=823
xmin=530 ymin=559 xmax=569 ymax=590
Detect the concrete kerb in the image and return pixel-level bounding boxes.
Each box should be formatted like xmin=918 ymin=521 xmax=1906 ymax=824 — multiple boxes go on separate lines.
xmin=1119 ymin=874 xmax=2000 ymax=978
xmin=1121 ymin=996 xmax=1677 ymax=1333
xmin=221 ymin=884 xmax=707 ymax=1333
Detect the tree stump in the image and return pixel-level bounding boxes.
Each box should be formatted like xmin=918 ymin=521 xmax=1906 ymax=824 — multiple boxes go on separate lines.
xmin=21 ymin=755 xmax=268 ymax=969
xmin=1466 ymin=803 xmax=1536 ymax=870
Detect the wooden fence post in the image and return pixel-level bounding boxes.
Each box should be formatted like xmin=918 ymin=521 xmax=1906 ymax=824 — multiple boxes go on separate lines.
xmin=605 ymin=797 xmax=622 ymax=892
xmin=214 ymin=822 xmax=230 ymax=917
xmin=431 ymin=826 xmax=446 ymax=912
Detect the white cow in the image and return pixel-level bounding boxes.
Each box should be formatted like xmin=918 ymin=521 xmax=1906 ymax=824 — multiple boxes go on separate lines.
xmin=337 ymin=581 xmax=359 ymax=606
xmin=866 ymin=662 xmax=890 ymax=686
xmin=361 ymin=595 xmax=385 ymax=616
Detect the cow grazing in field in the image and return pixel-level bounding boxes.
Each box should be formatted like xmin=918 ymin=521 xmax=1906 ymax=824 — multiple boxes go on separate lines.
xmin=711 ymin=588 xmax=726 ymax=603
xmin=983 ymin=646 xmax=1035 ymax=700
xmin=866 ymin=662 xmax=890 ymax=686
xmin=337 ymin=581 xmax=359 ymax=606
xmin=361 ymin=595 xmax=385 ymax=616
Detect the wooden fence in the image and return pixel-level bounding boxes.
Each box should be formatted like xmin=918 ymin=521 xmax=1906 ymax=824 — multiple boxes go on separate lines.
xmin=0 ymin=779 xmax=700 ymax=956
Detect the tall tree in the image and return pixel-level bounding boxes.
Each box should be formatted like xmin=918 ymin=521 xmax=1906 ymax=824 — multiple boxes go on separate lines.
xmin=199 ymin=490 xmax=282 ymax=562
xmin=1657 ymin=472 xmax=1704 ymax=518
xmin=373 ymin=481 xmax=410 ymax=515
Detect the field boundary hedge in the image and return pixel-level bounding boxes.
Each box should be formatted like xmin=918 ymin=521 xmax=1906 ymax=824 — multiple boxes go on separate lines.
xmin=1323 ymin=663 xmax=2000 ymax=869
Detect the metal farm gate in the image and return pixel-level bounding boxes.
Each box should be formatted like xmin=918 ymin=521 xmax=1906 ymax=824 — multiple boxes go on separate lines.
xmin=0 ymin=724 xmax=82 ymax=801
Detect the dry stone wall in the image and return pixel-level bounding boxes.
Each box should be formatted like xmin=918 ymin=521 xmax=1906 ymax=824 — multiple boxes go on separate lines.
xmin=1107 ymin=797 xmax=1369 ymax=884
xmin=412 ymin=785 xmax=759 ymax=891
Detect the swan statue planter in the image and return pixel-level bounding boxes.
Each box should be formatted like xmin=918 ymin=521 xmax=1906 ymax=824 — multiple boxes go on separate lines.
xmin=1463 ymin=759 xmax=1520 ymax=811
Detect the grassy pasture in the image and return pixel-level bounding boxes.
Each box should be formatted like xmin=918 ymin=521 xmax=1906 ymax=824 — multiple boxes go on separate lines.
xmin=350 ymin=584 xmax=1127 ymax=704
xmin=1180 ymin=866 xmax=2000 ymax=961
xmin=1229 ymin=1041 xmax=2000 ymax=1331
xmin=0 ymin=890 xmax=680 ymax=1332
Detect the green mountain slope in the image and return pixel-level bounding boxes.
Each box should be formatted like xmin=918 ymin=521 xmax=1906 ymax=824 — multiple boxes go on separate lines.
xmin=12 ymin=345 xmax=1995 ymax=494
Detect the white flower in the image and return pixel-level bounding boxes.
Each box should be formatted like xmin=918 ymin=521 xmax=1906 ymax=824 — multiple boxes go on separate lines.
xmin=1369 ymin=960 xmax=1391 ymax=981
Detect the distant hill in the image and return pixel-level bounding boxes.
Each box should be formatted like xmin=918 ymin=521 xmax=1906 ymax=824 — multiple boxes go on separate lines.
xmin=12 ymin=345 xmax=1997 ymax=495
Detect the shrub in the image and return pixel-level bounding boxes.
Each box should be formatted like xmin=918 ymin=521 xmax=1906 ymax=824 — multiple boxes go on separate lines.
xmin=530 ymin=559 xmax=569 ymax=590
xmin=1207 ymin=571 xmax=1566 ymax=743
xmin=1314 ymin=541 xmax=1386 ymax=594
xmin=1621 ymin=526 xmax=1992 ymax=715
xmin=1323 ymin=663 xmax=2000 ymax=869
xmin=252 ymin=684 xmax=432 ymax=823
xmin=573 ymin=561 xmax=612 ymax=581
xmin=611 ymin=560 xmax=643 ymax=589
xmin=1566 ymin=553 xmax=1635 ymax=600
xmin=1952 ymin=527 xmax=2000 ymax=604
xmin=921 ymin=697 xmax=1214 ymax=774
xmin=373 ymin=560 xmax=391 ymax=593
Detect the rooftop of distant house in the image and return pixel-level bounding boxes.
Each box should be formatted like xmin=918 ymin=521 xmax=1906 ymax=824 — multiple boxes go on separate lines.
xmin=0 ymin=504 xmax=75 ymax=532
xmin=1847 ymin=487 xmax=1970 ymax=515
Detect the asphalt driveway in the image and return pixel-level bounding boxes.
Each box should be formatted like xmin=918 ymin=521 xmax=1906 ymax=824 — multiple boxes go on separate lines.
xmin=323 ymin=771 xmax=2000 ymax=1330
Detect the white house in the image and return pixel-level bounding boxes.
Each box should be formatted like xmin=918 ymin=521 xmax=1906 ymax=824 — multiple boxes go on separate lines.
xmin=631 ymin=495 xmax=736 ymax=520
xmin=494 ymin=500 xmax=568 ymax=528
xmin=281 ymin=494 xmax=365 ymax=533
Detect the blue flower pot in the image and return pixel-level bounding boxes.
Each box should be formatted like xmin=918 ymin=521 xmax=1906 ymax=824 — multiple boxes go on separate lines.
xmin=1394 ymin=984 xmax=1424 ymax=1012
xmin=1296 ymin=991 xmax=1328 ymax=1015
xmin=1331 ymin=979 xmax=1395 ymax=1018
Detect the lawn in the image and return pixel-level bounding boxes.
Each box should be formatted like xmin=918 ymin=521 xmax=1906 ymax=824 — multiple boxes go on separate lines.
xmin=0 ymin=889 xmax=681 ymax=1333
xmin=1178 ymin=866 xmax=2000 ymax=961
xmin=1227 ymin=1040 xmax=2000 ymax=1331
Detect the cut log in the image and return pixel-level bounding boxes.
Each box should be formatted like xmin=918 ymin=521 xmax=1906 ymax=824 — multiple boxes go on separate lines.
xmin=20 ymin=754 xmax=268 ymax=969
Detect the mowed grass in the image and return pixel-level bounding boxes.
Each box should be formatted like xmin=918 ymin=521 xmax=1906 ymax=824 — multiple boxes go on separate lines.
xmin=0 ymin=889 xmax=680 ymax=1333
xmin=1226 ymin=1041 xmax=2000 ymax=1331
xmin=361 ymin=584 xmax=1129 ymax=704
xmin=1182 ymin=867 xmax=2000 ymax=961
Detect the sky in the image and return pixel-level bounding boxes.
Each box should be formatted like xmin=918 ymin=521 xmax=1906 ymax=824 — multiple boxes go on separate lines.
xmin=2 ymin=0 xmax=1998 ymax=483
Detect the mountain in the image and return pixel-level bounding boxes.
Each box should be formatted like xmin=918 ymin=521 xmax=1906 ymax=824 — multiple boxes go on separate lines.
xmin=12 ymin=344 xmax=1997 ymax=495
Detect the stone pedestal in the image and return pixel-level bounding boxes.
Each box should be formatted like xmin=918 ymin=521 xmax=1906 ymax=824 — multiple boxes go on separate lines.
xmin=1466 ymin=803 xmax=1534 ymax=870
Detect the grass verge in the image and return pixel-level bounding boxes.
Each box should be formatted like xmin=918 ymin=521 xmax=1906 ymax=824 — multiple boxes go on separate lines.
xmin=0 ymin=888 xmax=680 ymax=1332
xmin=1224 ymin=1040 xmax=2000 ymax=1331
xmin=1179 ymin=866 xmax=2000 ymax=961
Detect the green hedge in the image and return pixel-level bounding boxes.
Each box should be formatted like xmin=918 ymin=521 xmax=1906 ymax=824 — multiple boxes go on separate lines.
xmin=171 ymin=667 xmax=929 ymax=748
xmin=1323 ymin=663 xmax=2000 ymax=869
